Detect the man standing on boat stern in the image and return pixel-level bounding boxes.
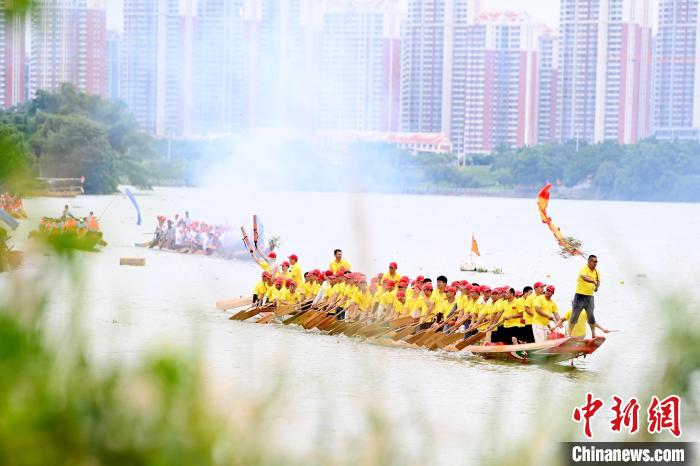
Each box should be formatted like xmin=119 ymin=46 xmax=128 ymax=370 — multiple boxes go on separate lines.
xmin=569 ymin=255 xmax=600 ymax=338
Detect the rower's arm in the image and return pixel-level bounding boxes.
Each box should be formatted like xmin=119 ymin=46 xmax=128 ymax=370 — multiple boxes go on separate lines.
xmin=534 ymin=306 xmax=550 ymax=319
xmin=580 ymin=274 xmax=597 ymax=284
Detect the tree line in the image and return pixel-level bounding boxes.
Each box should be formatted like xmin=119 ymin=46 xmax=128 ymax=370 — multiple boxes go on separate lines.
xmin=0 ymin=83 xmax=155 ymax=194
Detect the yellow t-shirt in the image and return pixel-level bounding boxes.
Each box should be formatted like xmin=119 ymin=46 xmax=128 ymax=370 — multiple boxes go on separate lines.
xmin=265 ymin=286 xmax=282 ymax=302
xmin=523 ymin=294 xmax=538 ymax=324
xmin=417 ymin=295 xmax=435 ymax=318
xmin=381 ymin=271 xmax=400 ymax=284
xmin=436 ymin=299 xmax=457 ymax=318
xmin=353 ymin=289 xmax=373 ymax=311
xmin=393 ymin=300 xmax=408 ymax=316
xmin=503 ymin=299 xmax=524 ymax=328
xmin=252 ymin=281 xmax=268 ymax=297
xmin=563 ymin=309 xmax=588 ymax=337
xmin=476 ymin=301 xmax=494 ymax=330
xmin=329 ymin=259 xmax=351 ymax=274
xmin=290 ymin=263 xmax=303 ymax=285
xmin=532 ymin=295 xmax=558 ymax=326
xmin=575 ymin=265 xmax=600 ymax=296
xmin=279 ymin=288 xmax=302 ymax=304
xmin=380 ymin=290 xmax=397 ymax=308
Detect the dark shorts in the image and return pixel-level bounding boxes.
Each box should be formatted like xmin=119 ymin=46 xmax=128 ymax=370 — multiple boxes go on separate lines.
xmin=571 ymin=293 xmax=595 ymax=324
xmin=520 ymin=325 xmax=535 ymax=343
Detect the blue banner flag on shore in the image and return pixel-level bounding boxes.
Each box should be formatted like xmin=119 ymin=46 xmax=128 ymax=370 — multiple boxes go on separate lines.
xmin=125 ymin=188 xmax=141 ymax=226
xmin=0 ymin=208 xmax=19 ymax=230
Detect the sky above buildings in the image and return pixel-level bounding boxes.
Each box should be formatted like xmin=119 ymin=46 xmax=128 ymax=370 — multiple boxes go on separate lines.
xmin=106 ymin=0 xmax=564 ymax=32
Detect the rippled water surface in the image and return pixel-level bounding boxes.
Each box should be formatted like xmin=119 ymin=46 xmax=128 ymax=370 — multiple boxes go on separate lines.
xmin=6 ymin=187 xmax=700 ymax=463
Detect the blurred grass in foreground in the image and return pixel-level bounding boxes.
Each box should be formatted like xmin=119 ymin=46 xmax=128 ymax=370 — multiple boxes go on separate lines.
xmin=0 ymin=252 xmax=426 ymax=466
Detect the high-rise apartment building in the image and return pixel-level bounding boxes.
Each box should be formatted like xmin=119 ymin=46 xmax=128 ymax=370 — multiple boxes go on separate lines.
xmin=460 ymin=11 xmax=539 ymax=154
xmin=248 ymin=0 xmax=321 ymax=131
xmin=537 ymin=28 xmax=559 ymax=144
xmin=192 ymin=0 xmax=248 ymax=136
xmin=318 ymin=0 xmax=400 ymax=132
xmin=30 ymin=0 xmax=107 ymax=98
xmin=558 ymin=0 xmax=652 ymax=144
xmin=106 ymin=30 xmax=120 ymax=101
xmin=0 ymin=3 xmax=26 ymax=107
xmin=653 ymin=0 xmax=700 ymax=135
xmin=400 ymin=0 xmax=479 ymax=136
xmin=121 ymin=0 xmax=195 ymax=136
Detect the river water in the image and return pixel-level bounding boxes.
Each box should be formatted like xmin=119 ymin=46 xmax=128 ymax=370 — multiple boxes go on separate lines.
xmin=6 ymin=187 xmax=700 ymax=463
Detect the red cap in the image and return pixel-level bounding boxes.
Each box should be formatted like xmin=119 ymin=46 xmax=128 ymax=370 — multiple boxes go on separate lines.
xmin=534 ymin=281 xmax=546 ymax=288
xmin=288 ymin=254 xmax=298 ymax=261
xmin=385 ymin=280 xmax=396 ymax=288
xmin=281 ymin=261 xmax=290 ymax=267
xmin=397 ymin=282 xmax=407 ymax=288
xmin=262 ymin=271 xmax=270 ymax=277
xmin=286 ymin=280 xmax=295 ymax=288
xmin=446 ymin=286 xmax=457 ymax=294
xmin=515 ymin=291 xmax=523 ymax=297
xmin=268 ymin=252 xmax=277 ymax=259
xmin=450 ymin=281 xmax=460 ymax=287
xmin=416 ymin=275 xmax=425 ymax=282
xmin=460 ymin=280 xmax=468 ymax=286
xmin=389 ymin=262 xmax=397 ymax=269
xmin=399 ymin=276 xmax=409 ymax=283
xmin=423 ymin=283 xmax=433 ymax=291
xmin=274 ymin=277 xmax=283 ymax=285
xmin=481 ymin=286 xmax=491 ymax=293
xmin=325 ymin=270 xmax=334 ymax=277
xmin=396 ymin=290 xmax=406 ymax=299
xmin=546 ymin=285 xmax=556 ymax=293
xmin=313 ymin=269 xmax=321 ymax=275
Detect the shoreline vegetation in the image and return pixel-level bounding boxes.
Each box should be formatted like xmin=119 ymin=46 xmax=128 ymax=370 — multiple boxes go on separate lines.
xmin=1 ymin=85 xmax=700 ymax=202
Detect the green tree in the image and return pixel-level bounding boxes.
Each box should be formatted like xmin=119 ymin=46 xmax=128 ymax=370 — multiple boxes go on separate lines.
xmin=0 ymin=124 xmax=33 ymax=193
xmin=30 ymin=114 xmax=118 ymax=194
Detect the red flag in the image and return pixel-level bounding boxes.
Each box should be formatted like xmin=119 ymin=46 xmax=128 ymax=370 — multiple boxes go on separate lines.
xmin=471 ymin=235 xmax=480 ymax=256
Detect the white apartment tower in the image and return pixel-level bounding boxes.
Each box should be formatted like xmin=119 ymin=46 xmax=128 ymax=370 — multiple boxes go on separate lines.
xmin=653 ymin=0 xmax=700 ymax=134
xmin=30 ymin=0 xmax=107 ymax=98
xmin=400 ymin=0 xmax=480 ymax=136
xmin=318 ymin=0 xmax=401 ymax=132
xmin=558 ymin=0 xmax=652 ymax=144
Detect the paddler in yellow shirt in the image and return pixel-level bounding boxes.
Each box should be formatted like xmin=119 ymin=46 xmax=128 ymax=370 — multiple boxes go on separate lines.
xmin=494 ymin=288 xmax=523 ymax=343
xmin=532 ymin=285 xmax=560 ymax=342
xmin=382 ymin=262 xmax=400 ymax=284
xmin=388 ymin=290 xmax=409 ymax=318
xmin=264 ymin=277 xmax=285 ymax=305
xmin=329 ymin=248 xmax=351 ymax=275
xmin=279 ymin=261 xmax=293 ymax=281
xmin=287 ymin=254 xmax=303 ymax=285
xmin=416 ymin=283 xmax=437 ymax=329
xmin=252 ymin=271 xmax=272 ymax=306
xmin=435 ymin=286 xmax=459 ymax=328
xmin=347 ymin=278 xmax=372 ymax=320
xmin=279 ymin=280 xmax=303 ymax=305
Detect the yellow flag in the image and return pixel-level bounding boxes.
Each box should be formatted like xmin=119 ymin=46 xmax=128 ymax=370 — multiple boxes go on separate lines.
xmin=471 ymin=235 xmax=480 ymax=256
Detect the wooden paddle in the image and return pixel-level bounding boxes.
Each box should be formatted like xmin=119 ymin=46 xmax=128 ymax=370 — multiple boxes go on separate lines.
xmin=429 ymin=332 xmax=466 ymax=350
xmin=216 ymin=296 xmax=253 ymax=311
xmin=229 ymin=304 xmax=273 ymax=321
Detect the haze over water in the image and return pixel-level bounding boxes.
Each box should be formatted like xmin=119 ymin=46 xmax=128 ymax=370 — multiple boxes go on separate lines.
xmin=7 ymin=188 xmax=699 ymax=464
